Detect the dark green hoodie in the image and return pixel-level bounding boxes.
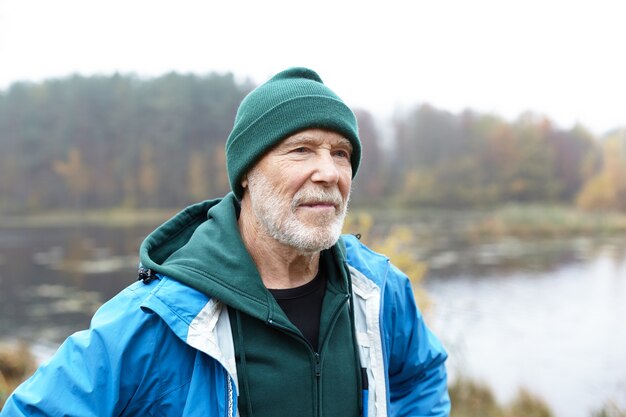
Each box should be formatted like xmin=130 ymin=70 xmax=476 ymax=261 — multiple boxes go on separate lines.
xmin=139 ymin=193 xmax=361 ymax=416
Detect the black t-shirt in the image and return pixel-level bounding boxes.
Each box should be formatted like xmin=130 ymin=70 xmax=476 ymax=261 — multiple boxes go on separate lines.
xmin=269 ymin=268 xmax=326 ymax=352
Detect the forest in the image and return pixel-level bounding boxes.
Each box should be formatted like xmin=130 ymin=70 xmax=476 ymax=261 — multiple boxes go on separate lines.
xmin=1 ymin=72 xmax=625 ymax=214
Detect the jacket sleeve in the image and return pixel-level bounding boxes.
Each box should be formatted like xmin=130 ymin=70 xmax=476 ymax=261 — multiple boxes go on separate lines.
xmin=0 ymin=285 xmax=159 ymax=417
xmin=383 ymin=263 xmax=450 ymax=417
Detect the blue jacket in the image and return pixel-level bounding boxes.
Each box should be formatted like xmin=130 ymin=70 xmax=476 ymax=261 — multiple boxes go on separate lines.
xmin=2 ymin=199 xmax=449 ymax=417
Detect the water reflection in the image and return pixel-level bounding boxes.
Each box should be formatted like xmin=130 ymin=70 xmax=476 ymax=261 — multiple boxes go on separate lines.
xmin=0 ymin=224 xmax=152 ymax=350
xmin=423 ymin=239 xmax=626 ymax=417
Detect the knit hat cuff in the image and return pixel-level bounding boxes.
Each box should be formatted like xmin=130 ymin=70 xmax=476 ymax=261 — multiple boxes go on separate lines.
xmin=227 ymin=95 xmax=361 ymax=200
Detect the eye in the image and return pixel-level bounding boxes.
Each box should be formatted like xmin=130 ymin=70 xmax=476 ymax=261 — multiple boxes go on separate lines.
xmin=333 ymin=149 xmax=351 ymax=159
xmin=291 ymin=146 xmax=311 ymax=154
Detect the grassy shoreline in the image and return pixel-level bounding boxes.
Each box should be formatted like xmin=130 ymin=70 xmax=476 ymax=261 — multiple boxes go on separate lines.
xmin=0 ymin=208 xmax=178 ymax=228
xmin=2 ymin=204 xmax=626 ymax=238
xmin=352 ymin=203 xmax=626 ymax=241
xmin=465 ymin=204 xmax=626 ymax=240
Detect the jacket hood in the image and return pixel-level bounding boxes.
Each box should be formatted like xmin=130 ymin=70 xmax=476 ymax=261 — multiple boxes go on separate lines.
xmin=139 ymin=193 xmax=271 ymax=321
xmin=139 ymin=193 xmax=349 ymax=324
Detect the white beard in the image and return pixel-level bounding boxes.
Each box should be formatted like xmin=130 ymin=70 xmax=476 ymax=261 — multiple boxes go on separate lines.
xmin=246 ymin=168 xmax=349 ymax=253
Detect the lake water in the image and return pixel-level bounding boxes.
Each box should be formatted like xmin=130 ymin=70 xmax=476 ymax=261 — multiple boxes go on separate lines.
xmin=0 ymin=222 xmax=625 ymax=417
xmin=0 ymin=224 xmax=151 ymax=347
xmin=423 ymin=237 xmax=626 ymax=417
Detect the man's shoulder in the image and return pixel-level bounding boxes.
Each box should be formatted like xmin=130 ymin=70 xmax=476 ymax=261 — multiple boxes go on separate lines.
xmin=342 ymin=233 xmax=390 ymax=259
xmin=115 ymin=275 xmax=200 ymax=309
xmin=124 ymin=275 xmax=212 ymax=323
xmin=91 ymin=276 xmax=212 ymax=339
xmin=342 ymin=234 xmax=413 ymax=290
xmin=342 ymin=234 xmax=390 ymax=286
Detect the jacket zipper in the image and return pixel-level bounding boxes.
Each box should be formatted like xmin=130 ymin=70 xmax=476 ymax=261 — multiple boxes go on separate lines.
xmin=267 ymin=293 xmax=350 ymax=417
xmin=226 ymin=374 xmax=234 ymax=417
xmin=314 ymin=352 xmax=321 ymax=377
xmin=315 ymin=293 xmax=350 ymax=417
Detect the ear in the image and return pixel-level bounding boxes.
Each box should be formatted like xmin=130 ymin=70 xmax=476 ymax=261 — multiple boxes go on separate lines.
xmin=241 ymin=175 xmax=248 ymax=189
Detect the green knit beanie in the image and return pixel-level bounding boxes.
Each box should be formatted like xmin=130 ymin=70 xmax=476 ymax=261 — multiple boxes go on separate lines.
xmin=225 ymin=67 xmax=361 ymax=200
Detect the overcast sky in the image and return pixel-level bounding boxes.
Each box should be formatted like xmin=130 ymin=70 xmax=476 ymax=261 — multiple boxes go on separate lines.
xmin=1 ymin=0 xmax=624 ymax=135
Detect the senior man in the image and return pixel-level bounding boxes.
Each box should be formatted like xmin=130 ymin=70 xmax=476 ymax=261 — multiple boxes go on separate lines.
xmin=2 ymin=67 xmax=450 ymax=417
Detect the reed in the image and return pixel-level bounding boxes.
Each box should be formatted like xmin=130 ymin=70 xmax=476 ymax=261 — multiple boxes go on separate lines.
xmin=466 ymin=204 xmax=626 ymax=240
xmin=0 ymin=343 xmax=36 ymax=409
xmin=449 ymin=376 xmax=553 ymax=417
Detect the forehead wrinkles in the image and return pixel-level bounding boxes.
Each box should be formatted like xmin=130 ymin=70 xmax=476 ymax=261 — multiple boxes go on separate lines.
xmin=281 ymin=133 xmax=353 ymax=150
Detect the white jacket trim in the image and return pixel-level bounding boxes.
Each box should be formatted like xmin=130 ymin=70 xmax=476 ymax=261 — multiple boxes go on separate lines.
xmin=349 ymin=265 xmax=388 ymax=417
xmin=187 ymin=299 xmax=239 ymax=396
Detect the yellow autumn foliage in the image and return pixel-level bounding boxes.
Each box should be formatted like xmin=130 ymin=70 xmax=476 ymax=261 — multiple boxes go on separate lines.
xmin=343 ymin=212 xmax=430 ymax=310
xmin=577 ymin=136 xmax=626 ymax=212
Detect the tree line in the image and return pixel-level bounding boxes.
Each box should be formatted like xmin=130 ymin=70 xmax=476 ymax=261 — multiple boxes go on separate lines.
xmin=0 ymin=73 xmax=625 ymax=213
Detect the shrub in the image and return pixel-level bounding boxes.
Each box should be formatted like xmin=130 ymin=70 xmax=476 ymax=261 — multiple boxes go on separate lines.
xmin=0 ymin=343 xmax=36 ymax=409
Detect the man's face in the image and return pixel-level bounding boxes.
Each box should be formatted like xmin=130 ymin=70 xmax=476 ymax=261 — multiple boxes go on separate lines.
xmin=243 ymin=128 xmax=353 ymax=253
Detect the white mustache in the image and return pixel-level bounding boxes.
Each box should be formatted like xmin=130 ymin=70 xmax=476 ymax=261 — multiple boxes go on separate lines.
xmin=291 ymin=188 xmax=344 ymax=211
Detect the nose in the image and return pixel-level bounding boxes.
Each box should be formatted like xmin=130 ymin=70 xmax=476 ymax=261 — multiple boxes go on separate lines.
xmin=310 ymin=151 xmax=340 ymax=185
